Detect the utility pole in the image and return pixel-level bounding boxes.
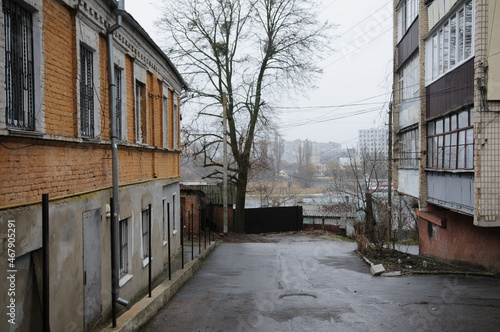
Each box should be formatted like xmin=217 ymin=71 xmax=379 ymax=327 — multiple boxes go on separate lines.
xmin=387 ymin=102 xmax=393 ymax=249
xmin=222 ymin=92 xmax=228 ymax=235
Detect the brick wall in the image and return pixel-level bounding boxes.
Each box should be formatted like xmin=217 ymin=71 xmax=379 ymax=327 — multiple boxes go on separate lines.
xmin=0 ymin=0 xmax=182 ymax=208
xmin=473 ymin=0 xmax=500 ymax=226
xmin=44 ymin=0 xmax=77 ymax=137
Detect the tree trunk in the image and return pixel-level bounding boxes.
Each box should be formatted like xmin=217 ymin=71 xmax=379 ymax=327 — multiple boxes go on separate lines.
xmin=233 ymin=170 xmax=248 ymax=233
xmin=365 ymin=192 xmax=377 ymax=244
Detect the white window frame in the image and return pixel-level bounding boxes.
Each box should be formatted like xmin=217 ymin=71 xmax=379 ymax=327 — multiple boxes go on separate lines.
xmin=397 ymin=0 xmax=419 ymax=42
xmin=162 ymin=198 xmax=168 ymax=246
xmin=76 ymin=18 xmax=100 ymax=139
xmin=135 ymin=81 xmax=144 ymax=143
xmin=172 ymin=193 xmax=177 ymax=234
xmin=141 ymin=207 xmax=150 ymax=266
xmin=398 ymin=54 xmax=419 ymax=103
xmin=1 ymin=0 xmax=44 ymax=134
xmin=134 ymin=63 xmax=147 ymax=144
xmin=173 ymin=94 xmax=179 ymax=149
xmin=399 ymin=128 xmax=419 ymax=168
xmin=162 ymin=85 xmax=169 ymax=148
xmin=113 ymin=49 xmax=127 ymax=141
xmin=425 ymin=0 xmax=474 ymax=85
xmin=118 ymin=217 xmax=133 ymax=286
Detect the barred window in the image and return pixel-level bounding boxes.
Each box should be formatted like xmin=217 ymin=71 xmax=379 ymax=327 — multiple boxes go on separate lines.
xmin=173 ymin=99 xmax=179 ymax=149
xmin=427 ymin=109 xmax=474 ymax=170
xmin=115 ymin=66 xmax=122 ymax=140
xmin=399 ymin=128 xmax=419 ymax=168
xmin=3 ymin=0 xmax=35 ymax=130
xmin=119 ymin=218 xmax=129 ymax=278
xmin=163 ymin=94 xmax=169 ymax=148
xmin=135 ymin=81 xmax=146 ymax=143
xmin=141 ymin=208 xmax=150 ymax=260
xmin=80 ymin=45 xmax=94 ymax=137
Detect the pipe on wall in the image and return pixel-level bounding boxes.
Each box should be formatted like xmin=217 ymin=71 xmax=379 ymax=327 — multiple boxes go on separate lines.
xmin=106 ymin=0 xmax=127 ymax=327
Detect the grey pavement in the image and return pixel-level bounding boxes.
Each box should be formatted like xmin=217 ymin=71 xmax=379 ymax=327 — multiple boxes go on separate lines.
xmin=141 ymin=235 xmax=500 ymax=332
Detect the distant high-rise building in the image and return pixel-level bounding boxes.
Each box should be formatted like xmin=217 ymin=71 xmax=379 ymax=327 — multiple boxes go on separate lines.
xmin=357 ymin=127 xmax=388 ymax=155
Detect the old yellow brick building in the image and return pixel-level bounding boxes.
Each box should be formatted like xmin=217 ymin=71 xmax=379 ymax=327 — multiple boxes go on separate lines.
xmin=0 ymin=0 xmax=186 ymax=330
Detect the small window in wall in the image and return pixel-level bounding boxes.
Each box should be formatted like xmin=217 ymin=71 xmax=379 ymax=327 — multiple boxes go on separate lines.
xmin=163 ymin=94 xmax=169 ymax=148
xmin=80 ymin=45 xmax=94 ymax=138
xmin=119 ymin=218 xmax=129 ymax=278
xmin=427 ymin=108 xmax=474 ymax=170
xmin=162 ymin=198 xmax=168 ymax=245
xmin=141 ymin=208 xmax=150 ymax=260
xmin=115 ymin=66 xmax=122 ymax=140
xmin=3 ymin=0 xmax=35 ymax=130
xmin=173 ymin=98 xmax=179 ymax=149
xmin=172 ymin=194 xmax=177 ymax=232
xmin=399 ymin=128 xmax=419 ymax=168
xmin=398 ymin=54 xmax=419 ymax=103
xmin=135 ymin=81 xmax=146 ymax=143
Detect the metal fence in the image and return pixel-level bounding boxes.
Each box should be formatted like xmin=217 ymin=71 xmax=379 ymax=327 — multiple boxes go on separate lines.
xmin=244 ymin=206 xmax=303 ymax=234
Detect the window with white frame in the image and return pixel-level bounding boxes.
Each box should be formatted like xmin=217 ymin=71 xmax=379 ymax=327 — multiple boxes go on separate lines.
xmin=163 ymin=93 xmax=169 ymax=148
xmin=399 ymin=128 xmax=419 ymax=168
xmin=80 ymin=45 xmax=94 ymax=138
xmin=119 ymin=218 xmax=129 ymax=278
xmin=427 ymin=0 xmax=473 ymax=83
xmin=141 ymin=208 xmax=150 ymax=260
xmin=115 ymin=65 xmax=122 ymax=140
xmin=3 ymin=0 xmax=35 ymax=130
xmin=172 ymin=194 xmax=176 ymax=231
xmin=173 ymin=97 xmax=179 ymax=149
xmin=162 ymin=198 xmax=168 ymax=244
xmin=135 ymin=81 xmax=146 ymax=143
xmin=427 ymin=108 xmax=474 ymax=170
xmin=398 ymin=54 xmax=419 ymax=103
xmin=397 ymin=0 xmax=419 ymax=42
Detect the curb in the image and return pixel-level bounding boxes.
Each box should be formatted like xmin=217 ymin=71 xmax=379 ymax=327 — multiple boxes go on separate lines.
xmin=356 ymin=250 xmax=496 ymax=278
xmin=101 ymin=242 xmax=217 ymax=332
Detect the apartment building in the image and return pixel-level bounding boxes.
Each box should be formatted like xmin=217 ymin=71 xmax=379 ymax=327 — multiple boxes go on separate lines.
xmin=393 ymin=0 xmax=500 ymax=272
xmin=0 ymin=0 xmax=186 ymax=330
xmin=358 ymin=127 xmax=389 ymax=155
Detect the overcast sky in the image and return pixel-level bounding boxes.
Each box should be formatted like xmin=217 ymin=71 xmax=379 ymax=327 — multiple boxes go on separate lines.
xmin=125 ymin=0 xmax=393 ymax=147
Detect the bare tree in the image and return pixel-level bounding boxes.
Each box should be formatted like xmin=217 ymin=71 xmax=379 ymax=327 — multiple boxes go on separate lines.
xmin=160 ymin=0 xmax=333 ymax=231
xmin=327 ymin=148 xmax=388 ymax=244
xmin=296 ymin=139 xmax=315 ymax=188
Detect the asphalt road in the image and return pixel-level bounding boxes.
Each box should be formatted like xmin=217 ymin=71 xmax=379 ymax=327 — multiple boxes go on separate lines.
xmin=141 ymin=235 xmax=500 ymax=331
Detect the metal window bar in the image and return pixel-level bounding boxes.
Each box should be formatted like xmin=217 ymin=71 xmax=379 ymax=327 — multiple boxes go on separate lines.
xmin=119 ymin=218 xmax=128 ymax=278
xmin=3 ymin=0 xmax=35 ymax=130
xmin=115 ymin=66 xmax=122 ymax=140
xmin=80 ymin=45 xmax=94 ymax=137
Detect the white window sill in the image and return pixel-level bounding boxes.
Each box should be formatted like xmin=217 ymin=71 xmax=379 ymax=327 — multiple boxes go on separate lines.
xmin=142 ymin=257 xmax=153 ymax=268
xmin=119 ymin=274 xmax=133 ymax=288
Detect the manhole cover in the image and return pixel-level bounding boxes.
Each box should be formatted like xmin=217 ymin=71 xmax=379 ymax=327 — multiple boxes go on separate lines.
xmin=279 ymin=293 xmax=317 ymax=300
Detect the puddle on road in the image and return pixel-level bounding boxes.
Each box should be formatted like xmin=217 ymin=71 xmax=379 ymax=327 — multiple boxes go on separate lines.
xmin=279 ymin=293 xmax=317 ymax=300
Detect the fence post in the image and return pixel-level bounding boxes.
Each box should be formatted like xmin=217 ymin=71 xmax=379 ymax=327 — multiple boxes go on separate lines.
xmin=42 ymin=194 xmax=50 ymax=332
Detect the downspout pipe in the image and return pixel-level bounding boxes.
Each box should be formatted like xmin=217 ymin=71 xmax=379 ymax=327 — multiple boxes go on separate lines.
xmin=106 ymin=1 xmax=128 ymax=327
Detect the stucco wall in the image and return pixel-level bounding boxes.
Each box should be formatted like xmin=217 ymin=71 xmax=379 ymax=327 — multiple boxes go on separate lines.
xmin=0 ymin=180 xmax=181 ymax=331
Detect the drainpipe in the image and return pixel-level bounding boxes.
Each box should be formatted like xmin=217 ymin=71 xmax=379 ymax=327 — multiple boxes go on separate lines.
xmin=107 ymin=0 xmax=128 ymax=327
